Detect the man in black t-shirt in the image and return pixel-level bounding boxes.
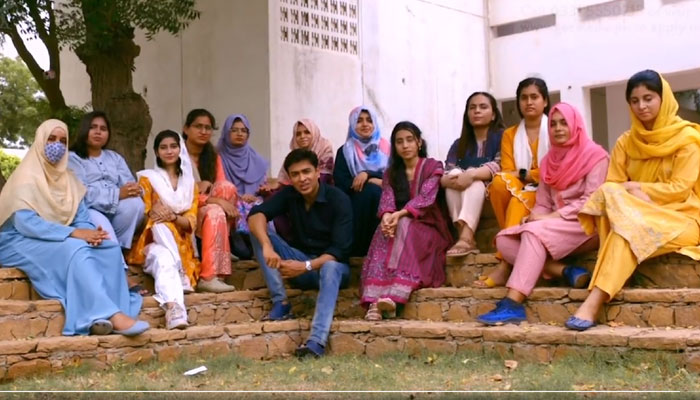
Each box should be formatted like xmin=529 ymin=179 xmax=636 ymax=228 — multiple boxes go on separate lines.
xmin=248 ymin=149 xmax=353 ymax=358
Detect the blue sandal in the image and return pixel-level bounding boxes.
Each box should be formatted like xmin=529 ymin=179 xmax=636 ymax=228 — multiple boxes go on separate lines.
xmin=114 ymin=320 xmax=150 ymax=336
xmin=563 ymin=265 xmax=591 ymax=289
xmin=565 ymin=316 xmax=596 ymax=331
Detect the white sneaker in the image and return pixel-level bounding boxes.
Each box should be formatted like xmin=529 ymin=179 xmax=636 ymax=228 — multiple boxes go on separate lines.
xmin=165 ymin=304 xmax=189 ymax=330
xmin=197 ymin=278 xmax=236 ymax=293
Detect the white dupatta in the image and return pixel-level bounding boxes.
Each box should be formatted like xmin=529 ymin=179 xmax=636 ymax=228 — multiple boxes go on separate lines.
xmin=137 ymin=133 xmax=195 ymax=213
xmin=512 ymin=115 xmax=549 ymax=192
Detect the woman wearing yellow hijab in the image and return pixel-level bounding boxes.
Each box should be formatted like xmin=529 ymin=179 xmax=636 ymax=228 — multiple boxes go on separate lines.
xmin=0 ymin=119 xmax=149 ymax=336
xmin=567 ymin=70 xmax=700 ymax=331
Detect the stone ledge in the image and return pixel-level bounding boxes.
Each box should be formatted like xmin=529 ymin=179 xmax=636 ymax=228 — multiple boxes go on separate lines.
xmin=3 ymin=319 xmax=700 ymax=380
xmin=7 ymin=285 xmax=700 ymax=340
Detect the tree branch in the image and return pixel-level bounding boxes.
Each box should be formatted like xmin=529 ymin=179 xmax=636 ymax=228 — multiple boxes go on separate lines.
xmin=26 ymin=0 xmax=49 ymax=43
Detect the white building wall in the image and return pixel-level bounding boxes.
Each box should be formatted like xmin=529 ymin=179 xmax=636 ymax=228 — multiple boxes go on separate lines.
xmin=489 ymin=0 xmax=700 ymax=144
xmin=60 ymin=0 xmax=489 ymax=173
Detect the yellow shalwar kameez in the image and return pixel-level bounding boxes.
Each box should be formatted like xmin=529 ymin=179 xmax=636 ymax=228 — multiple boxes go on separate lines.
xmin=579 ymin=77 xmax=700 ymax=298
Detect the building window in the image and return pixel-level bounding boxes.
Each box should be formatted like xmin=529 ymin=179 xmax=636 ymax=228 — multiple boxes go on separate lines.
xmin=279 ymin=0 xmax=359 ymax=55
xmin=493 ymin=14 xmax=556 ymax=38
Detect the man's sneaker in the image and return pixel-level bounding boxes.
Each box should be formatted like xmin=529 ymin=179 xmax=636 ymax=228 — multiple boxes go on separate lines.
xmin=197 ymin=278 xmax=236 ymax=293
xmin=264 ymin=301 xmax=293 ymax=321
xmin=295 ymin=340 xmax=325 ymax=358
xmin=165 ymin=304 xmax=189 ymax=330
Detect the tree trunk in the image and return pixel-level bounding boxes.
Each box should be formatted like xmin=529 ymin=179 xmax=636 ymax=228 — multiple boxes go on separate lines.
xmin=75 ymin=35 xmax=153 ymax=173
xmin=0 ymin=171 xmax=5 ymax=193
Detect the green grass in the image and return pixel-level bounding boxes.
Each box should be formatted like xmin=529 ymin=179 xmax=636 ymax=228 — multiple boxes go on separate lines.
xmin=1 ymin=349 xmax=699 ymax=397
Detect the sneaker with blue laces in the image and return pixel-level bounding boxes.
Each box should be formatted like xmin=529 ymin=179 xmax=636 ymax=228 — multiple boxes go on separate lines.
xmin=265 ymin=301 xmax=293 ymax=321
xmin=476 ymin=297 xmax=526 ymax=325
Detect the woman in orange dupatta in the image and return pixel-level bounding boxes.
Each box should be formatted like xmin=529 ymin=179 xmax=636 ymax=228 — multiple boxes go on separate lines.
xmin=567 ymin=70 xmax=700 ymax=331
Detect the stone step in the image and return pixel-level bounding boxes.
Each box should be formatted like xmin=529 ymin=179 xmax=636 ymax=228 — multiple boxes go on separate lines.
xmin=3 ymin=318 xmax=700 ymax=380
xmin=4 ymin=285 xmax=700 ymax=341
xmin=4 ymin=251 xmax=697 ymax=302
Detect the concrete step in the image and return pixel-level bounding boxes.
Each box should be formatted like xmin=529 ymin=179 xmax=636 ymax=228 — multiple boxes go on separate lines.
xmin=3 ymin=318 xmax=700 ymax=381
xmin=3 ymin=285 xmax=700 ymax=341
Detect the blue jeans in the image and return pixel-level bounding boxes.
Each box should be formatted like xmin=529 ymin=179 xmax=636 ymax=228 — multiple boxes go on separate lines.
xmin=251 ymin=232 xmax=350 ymax=347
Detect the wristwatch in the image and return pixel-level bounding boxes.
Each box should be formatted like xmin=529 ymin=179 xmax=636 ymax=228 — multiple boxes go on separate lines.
xmin=304 ymin=260 xmax=312 ymax=271
xmin=519 ymin=168 xmax=527 ymax=181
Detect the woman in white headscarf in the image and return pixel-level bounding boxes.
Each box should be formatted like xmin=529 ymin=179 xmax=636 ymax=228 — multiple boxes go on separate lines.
xmin=127 ymin=130 xmax=199 ymax=330
xmin=0 ymin=119 xmax=148 ymax=336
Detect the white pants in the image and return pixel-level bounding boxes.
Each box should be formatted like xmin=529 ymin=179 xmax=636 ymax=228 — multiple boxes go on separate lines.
xmin=444 ymin=168 xmax=486 ymax=232
xmin=143 ymin=224 xmax=188 ymax=311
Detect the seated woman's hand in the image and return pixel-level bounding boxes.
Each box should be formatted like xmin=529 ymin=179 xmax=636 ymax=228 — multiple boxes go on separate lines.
xmin=71 ymin=226 xmax=110 ymax=246
xmin=258 ymin=181 xmax=280 ymax=195
xmin=453 ymin=170 xmax=475 ymax=191
xmin=622 ymin=181 xmax=653 ymax=203
xmin=198 ymin=181 xmax=213 ymax=195
xmin=208 ymin=197 xmax=239 ymax=220
xmin=240 ymin=193 xmax=259 ymax=204
xmin=440 ymin=173 xmax=459 ymax=190
xmin=351 ymin=172 xmax=369 ymax=192
xmin=119 ymin=182 xmax=142 ymax=200
xmin=150 ymin=201 xmax=176 ymax=223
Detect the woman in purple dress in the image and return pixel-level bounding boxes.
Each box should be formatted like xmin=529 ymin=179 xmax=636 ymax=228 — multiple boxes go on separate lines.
xmin=360 ymin=121 xmax=453 ymax=320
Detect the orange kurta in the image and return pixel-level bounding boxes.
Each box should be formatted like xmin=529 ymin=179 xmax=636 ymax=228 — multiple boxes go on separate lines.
xmin=489 ymin=125 xmax=540 ymax=229
xmin=127 ymin=176 xmax=201 ymax=288
xmin=196 ymin=156 xmax=238 ymax=279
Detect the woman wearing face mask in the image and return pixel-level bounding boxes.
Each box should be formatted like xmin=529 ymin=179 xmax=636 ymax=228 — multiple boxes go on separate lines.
xmin=361 ymin=122 xmax=452 ymax=321
xmin=0 ymin=119 xmax=149 ymax=336
xmin=333 ymin=106 xmax=391 ymax=256
xmin=127 ymin=130 xmax=200 ymax=330
xmin=567 ymin=70 xmax=700 ymax=331
xmin=475 ymin=103 xmax=608 ymax=325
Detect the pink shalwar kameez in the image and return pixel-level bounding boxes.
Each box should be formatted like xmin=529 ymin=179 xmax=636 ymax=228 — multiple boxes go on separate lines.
xmin=495 ymin=159 xmax=608 ymax=296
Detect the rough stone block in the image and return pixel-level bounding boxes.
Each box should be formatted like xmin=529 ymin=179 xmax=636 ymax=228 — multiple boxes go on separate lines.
xmin=456 ymin=341 xmax=483 ymax=355
xmin=7 ymin=359 xmax=51 ymax=379
xmin=267 ymin=335 xmax=298 ymax=358
xmin=513 ymin=344 xmax=551 ymax=363
xmin=449 ymin=325 xmax=482 ymax=338
xmin=629 ymin=329 xmax=691 ymax=350
xmin=263 ymin=320 xmax=300 ymax=332
xmin=37 ymin=336 xmax=99 ymax=352
xmin=647 ymin=306 xmax=674 ymax=327
xmin=98 ymin=334 xmax=150 ymax=349
xmin=610 ymin=304 xmax=646 ymax=327
xmin=156 ymin=346 xmax=182 ymax=363
xmin=445 ymin=304 xmax=471 ymax=322
xmin=0 ymin=339 xmax=38 ymax=355
xmin=215 ymin=291 xmax=256 ymax=302
xmin=533 ymin=303 xmax=571 ymax=324
xmin=401 ymin=322 xmax=449 ymax=338
xmin=195 ymin=306 xmax=216 ymax=326
xmin=524 ymin=326 xmax=576 ymax=345
xmin=674 ymin=306 xmax=700 ymax=328
xmin=148 ymin=329 xmax=187 ymax=343
xmin=575 ymin=326 xmax=642 ymax=347
xmin=528 ymin=288 xmax=569 ymax=301
xmin=234 ymin=336 xmax=267 ymax=360
xmin=415 ymin=302 xmax=444 ymax=321
xmin=0 ymin=300 xmax=32 ymax=315
xmin=45 ymin=315 xmax=64 ymax=337
xmin=369 ymin=323 xmax=402 ymax=336
xmin=405 ymin=339 xmax=456 ymax=356
xmin=200 ymin=341 xmax=231 ymax=358
xmin=482 ymin=325 xmax=525 ymax=343
xmin=243 ymin=270 xmax=266 ymax=290
xmin=337 ymin=320 xmax=372 ymax=333
xmin=215 ymin=306 xmax=252 ymax=324
xmin=483 ymin=342 xmax=512 ymax=359
xmin=225 ymin=323 xmax=264 ymax=337
xmin=365 ymin=337 xmax=404 ymax=358
xmin=122 ymin=348 xmax=154 ymax=364
xmin=623 ymin=289 xmax=687 ymax=303
xmin=328 ymin=333 xmax=365 ymax=355
xmin=186 ymin=326 xmax=225 ymax=340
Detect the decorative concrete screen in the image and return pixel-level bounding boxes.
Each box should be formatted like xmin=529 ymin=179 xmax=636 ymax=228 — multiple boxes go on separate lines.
xmin=279 ymin=0 xmax=359 ymax=55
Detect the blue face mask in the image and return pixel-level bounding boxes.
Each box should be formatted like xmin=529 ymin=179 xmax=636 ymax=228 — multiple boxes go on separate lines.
xmin=45 ymin=141 xmax=66 ymax=164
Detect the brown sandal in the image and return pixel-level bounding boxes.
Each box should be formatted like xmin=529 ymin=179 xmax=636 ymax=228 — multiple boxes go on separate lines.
xmin=364 ymin=303 xmax=382 ymax=321
xmin=447 ymin=240 xmax=480 ymax=257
